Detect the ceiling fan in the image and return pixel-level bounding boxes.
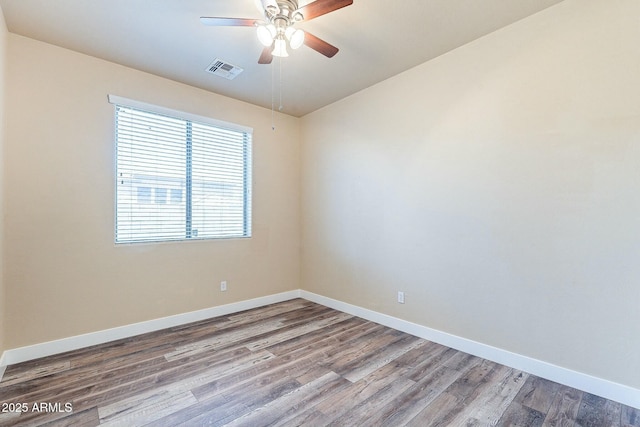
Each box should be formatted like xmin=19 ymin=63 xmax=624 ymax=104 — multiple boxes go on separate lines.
xmin=201 ymin=0 xmax=353 ymax=64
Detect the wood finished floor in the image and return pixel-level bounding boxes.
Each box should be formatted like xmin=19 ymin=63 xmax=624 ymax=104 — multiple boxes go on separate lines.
xmin=0 ymin=299 xmax=638 ymax=427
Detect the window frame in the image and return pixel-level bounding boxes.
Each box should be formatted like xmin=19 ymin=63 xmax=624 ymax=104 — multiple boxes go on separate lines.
xmin=109 ymin=95 xmax=253 ymax=245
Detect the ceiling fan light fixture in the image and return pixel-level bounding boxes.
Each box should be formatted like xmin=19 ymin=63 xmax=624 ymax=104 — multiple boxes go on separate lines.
xmin=289 ymin=28 xmax=305 ymax=49
xmin=272 ymin=38 xmax=289 ymax=57
xmin=260 ymin=0 xmax=280 ymax=16
xmin=257 ymin=24 xmax=276 ymax=46
xmin=284 ymin=26 xmax=295 ymax=39
xmin=201 ymin=0 xmax=352 ymax=63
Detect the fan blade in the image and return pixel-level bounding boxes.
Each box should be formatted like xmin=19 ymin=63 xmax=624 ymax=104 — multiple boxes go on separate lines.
xmin=258 ymin=46 xmax=273 ymax=64
xmin=304 ymin=32 xmax=339 ymax=58
xmin=200 ymin=17 xmax=259 ymax=26
xmin=298 ymin=0 xmax=353 ymax=21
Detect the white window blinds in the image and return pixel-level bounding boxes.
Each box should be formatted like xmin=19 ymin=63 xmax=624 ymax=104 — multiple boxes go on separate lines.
xmin=110 ymin=95 xmax=252 ymax=244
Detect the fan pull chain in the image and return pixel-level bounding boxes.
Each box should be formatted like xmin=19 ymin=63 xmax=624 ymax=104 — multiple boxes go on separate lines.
xmin=271 ymin=55 xmax=284 ymax=130
xmin=271 ymin=55 xmax=276 ymax=131
xmin=279 ymin=55 xmax=283 ymax=112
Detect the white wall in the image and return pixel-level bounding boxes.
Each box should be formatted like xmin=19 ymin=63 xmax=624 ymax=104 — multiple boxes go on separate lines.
xmin=0 ymin=5 xmax=7 ymax=355
xmin=4 ymin=34 xmax=300 ymax=348
xmin=301 ymin=0 xmax=640 ymax=390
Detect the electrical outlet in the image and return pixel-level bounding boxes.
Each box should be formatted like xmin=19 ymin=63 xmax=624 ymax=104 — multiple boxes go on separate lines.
xmin=397 ymin=291 xmax=405 ymax=304
xmin=220 ymin=281 xmax=227 ymax=292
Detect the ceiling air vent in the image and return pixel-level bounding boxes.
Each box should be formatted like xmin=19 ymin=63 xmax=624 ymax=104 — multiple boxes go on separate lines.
xmin=206 ymin=59 xmax=243 ymax=80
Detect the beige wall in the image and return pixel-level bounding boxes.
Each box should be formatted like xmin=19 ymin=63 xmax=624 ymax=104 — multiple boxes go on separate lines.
xmin=301 ymin=0 xmax=640 ymax=389
xmin=0 ymin=5 xmax=7 ymax=354
xmin=4 ymin=34 xmax=300 ymax=348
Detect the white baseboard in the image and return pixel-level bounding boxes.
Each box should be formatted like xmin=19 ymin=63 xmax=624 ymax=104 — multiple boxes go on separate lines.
xmin=300 ymin=290 xmax=640 ymax=410
xmin=1 ymin=289 xmax=638 ymax=409
xmin=0 ymin=290 xmax=301 ymax=368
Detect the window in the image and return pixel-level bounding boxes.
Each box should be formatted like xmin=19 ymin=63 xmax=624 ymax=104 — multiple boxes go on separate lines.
xmin=110 ymin=95 xmax=252 ymax=244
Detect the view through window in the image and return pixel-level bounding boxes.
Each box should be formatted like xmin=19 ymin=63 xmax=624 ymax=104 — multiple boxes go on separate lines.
xmin=113 ymin=99 xmax=252 ymax=243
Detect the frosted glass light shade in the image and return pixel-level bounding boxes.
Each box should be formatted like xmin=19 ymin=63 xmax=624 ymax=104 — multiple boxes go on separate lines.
xmin=289 ymin=29 xmax=305 ymax=49
xmin=272 ymin=39 xmax=289 ymax=57
xmin=257 ymin=25 xmax=276 ymax=46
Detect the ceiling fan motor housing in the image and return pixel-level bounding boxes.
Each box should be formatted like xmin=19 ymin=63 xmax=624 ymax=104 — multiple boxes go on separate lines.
xmin=265 ymin=0 xmax=304 ymax=25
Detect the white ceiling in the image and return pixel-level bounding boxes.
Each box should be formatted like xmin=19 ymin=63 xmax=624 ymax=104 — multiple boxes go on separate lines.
xmin=0 ymin=0 xmax=564 ymax=117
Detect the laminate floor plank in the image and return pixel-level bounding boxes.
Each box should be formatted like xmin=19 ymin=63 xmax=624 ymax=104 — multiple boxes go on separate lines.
xmin=39 ymin=406 xmax=100 ymax=427
xmin=276 ymin=409 xmax=327 ymax=427
xmin=6 ymin=327 xmax=177 ymax=376
xmin=223 ymin=299 xmax=315 ymax=323
xmin=327 ymin=374 xmax=416 ymax=427
xmin=447 ymin=368 xmax=528 ymax=426
xmin=404 ymin=359 xmax=506 ymax=426
xmin=542 ymin=385 xmax=585 ymax=427
xmin=622 ymin=404 xmax=640 ymax=426
xmin=165 ymin=305 xmax=341 ymax=362
xmin=497 ymin=401 xmax=546 ymax=427
xmin=0 ymin=411 xmax=21 ymax=426
xmin=7 ymin=346 xmax=258 ymax=413
xmin=339 ymin=333 xmax=425 ymax=383
xmin=165 ymin=302 xmax=329 ymax=354
xmin=244 ymin=311 xmax=353 ymax=351
xmin=223 ymin=371 xmax=349 ymax=427
xmin=98 ymin=388 xmax=198 ymax=426
xmin=160 ymin=381 xmax=268 ymax=427
xmin=310 ymin=358 xmax=417 ymax=424
xmin=514 ymin=375 xmax=562 ymax=414
xmin=604 ymin=399 xmax=624 ymax=427
xmin=1 ymin=350 xmax=169 ymax=400
xmin=0 ymin=299 xmax=634 ymax=427
xmin=263 ymin=316 xmax=369 ymax=356
xmin=0 ymin=360 xmax=71 ymax=387
xmin=320 ymin=327 xmax=402 ymax=371
xmin=576 ymin=393 xmax=621 ymax=427
xmin=7 ymin=347 xmax=276 ymax=426
xmin=187 ymin=348 xmax=326 ymax=404
xmin=398 ymin=341 xmax=458 ymax=381
xmin=164 ymin=319 xmax=291 ymax=361
xmin=188 ymin=319 xmax=372 ymax=402
xmin=186 ymin=375 xmax=303 ymax=427
xmin=357 ymin=354 xmax=476 ymax=426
